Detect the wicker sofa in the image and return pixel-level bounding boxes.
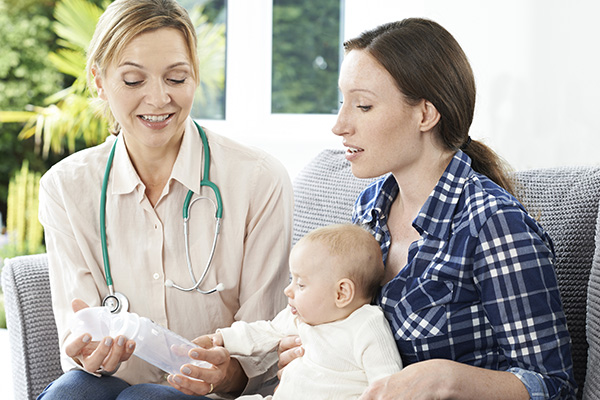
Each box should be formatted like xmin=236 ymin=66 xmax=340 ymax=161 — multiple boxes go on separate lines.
xmin=3 ymin=149 xmax=600 ymax=399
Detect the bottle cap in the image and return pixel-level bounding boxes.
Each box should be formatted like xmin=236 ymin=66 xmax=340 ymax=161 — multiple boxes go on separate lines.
xmin=71 ymin=306 xmax=112 ymax=340
xmin=110 ymin=311 xmax=141 ymax=339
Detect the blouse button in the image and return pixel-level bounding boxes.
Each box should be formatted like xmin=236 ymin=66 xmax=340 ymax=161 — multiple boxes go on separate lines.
xmin=153 ymin=273 xmax=160 ymax=280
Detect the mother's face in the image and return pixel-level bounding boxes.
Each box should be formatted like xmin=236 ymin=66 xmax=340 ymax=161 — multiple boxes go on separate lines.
xmin=332 ymin=50 xmax=427 ymax=180
xmin=94 ymin=28 xmax=197 ymax=151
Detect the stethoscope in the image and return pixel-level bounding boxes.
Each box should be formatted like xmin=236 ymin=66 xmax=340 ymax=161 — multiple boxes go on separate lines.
xmin=100 ymin=121 xmax=224 ymax=314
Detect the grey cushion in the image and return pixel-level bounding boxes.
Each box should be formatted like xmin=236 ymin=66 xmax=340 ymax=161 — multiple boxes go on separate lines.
xmin=1 ymin=254 xmax=61 ymax=400
xmin=585 ymin=212 xmax=600 ymax=400
xmin=293 ymin=149 xmax=600 ymax=399
xmin=292 ymin=149 xmax=375 ymax=245
xmin=514 ymin=167 xmax=600 ymax=400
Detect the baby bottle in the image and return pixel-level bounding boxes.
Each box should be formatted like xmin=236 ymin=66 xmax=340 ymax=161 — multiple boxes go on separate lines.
xmin=71 ymin=306 xmax=211 ymax=375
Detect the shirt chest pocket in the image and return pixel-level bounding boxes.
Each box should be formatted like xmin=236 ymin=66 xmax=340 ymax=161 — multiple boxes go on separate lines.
xmin=396 ymin=278 xmax=454 ymax=340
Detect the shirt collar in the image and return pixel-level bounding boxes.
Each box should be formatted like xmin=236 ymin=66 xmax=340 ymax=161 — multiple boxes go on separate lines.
xmin=414 ymin=150 xmax=471 ymax=240
xmin=355 ymin=150 xmax=472 ymax=240
xmin=356 ymin=174 xmax=397 ymax=225
xmin=170 ymin=118 xmax=203 ymax=194
xmin=110 ymin=117 xmax=203 ymax=197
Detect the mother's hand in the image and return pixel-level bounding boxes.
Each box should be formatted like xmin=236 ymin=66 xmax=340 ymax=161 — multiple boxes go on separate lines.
xmin=276 ymin=335 xmax=304 ymax=380
xmin=168 ymin=334 xmax=248 ymax=396
xmin=358 ymin=359 xmax=529 ymax=400
xmin=65 ymin=299 xmax=136 ymax=374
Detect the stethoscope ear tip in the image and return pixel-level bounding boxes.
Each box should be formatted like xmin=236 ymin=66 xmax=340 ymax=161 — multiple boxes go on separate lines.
xmin=165 ymin=279 xmax=174 ymax=288
xmin=216 ymin=283 xmax=225 ymax=292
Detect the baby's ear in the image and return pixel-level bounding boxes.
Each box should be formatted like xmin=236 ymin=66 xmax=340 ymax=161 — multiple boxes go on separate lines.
xmin=335 ymin=278 xmax=355 ymax=308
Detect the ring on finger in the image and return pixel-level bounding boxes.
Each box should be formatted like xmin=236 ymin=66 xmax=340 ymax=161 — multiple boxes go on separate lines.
xmin=208 ymin=383 xmax=214 ymax=394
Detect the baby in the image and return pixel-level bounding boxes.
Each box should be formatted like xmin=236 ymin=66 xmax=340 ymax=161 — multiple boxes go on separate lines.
xmin=213 ymin=223 xmax=402 ymax=399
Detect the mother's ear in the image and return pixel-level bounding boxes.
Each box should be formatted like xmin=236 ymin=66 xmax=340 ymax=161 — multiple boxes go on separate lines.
xmin=419 ymin=100 xmax=441 ymax=132
xmin=335 ymin=278 xmax=356 ymax=309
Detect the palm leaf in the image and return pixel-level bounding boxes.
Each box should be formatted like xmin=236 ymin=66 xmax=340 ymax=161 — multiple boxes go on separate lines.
xmin=48 ymin=49 xmax=87 ymax=78
xmin=0 ymin=111 xmax=38 ymax=123
xmin=53 ymin=0 xmax=103 ymax=51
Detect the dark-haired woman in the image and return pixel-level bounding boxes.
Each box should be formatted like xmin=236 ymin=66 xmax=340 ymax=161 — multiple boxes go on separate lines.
xmin=278 ymin=18 xmax=576 ymax=400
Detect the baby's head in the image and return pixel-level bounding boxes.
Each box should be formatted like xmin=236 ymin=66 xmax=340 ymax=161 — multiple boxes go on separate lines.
xmin=284 ymin=224 xmax=385 ymax=326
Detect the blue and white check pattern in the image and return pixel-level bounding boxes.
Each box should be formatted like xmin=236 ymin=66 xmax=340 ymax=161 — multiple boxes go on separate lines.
xmin=353 ymin=151 xmax=576 ymax=399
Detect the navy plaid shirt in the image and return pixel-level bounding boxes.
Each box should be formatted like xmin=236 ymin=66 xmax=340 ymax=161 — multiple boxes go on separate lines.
xmin=353 ymin=151 xmax=576 ymax=399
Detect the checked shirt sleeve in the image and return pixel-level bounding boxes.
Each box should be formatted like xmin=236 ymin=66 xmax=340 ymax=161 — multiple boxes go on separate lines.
xmin=474 ymin=206 xmax=576 ymax=399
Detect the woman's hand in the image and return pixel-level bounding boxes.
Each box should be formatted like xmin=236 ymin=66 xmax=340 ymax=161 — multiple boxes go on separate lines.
xmin=167 ymin=334 xmax=248 ymax=396
xmin=65 ymin=299 xmax=136 ymax=374
xmin=276 ymin=335 xmax=304 ymax=380
xmin=358 ymin=359 xmax=529 ymax=400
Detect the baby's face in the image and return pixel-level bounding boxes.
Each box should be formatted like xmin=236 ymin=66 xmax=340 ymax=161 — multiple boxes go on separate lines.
xmin=284 ymin=241 xmax=341 ymax=326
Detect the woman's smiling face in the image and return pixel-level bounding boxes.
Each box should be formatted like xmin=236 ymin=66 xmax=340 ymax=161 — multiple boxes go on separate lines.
xmin=94 ymin=27 xmax=197 ymax=150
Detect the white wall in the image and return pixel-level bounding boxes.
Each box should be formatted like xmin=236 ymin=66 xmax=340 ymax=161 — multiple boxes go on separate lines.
xmin=199 ymin=0 xmax=600 ymax=179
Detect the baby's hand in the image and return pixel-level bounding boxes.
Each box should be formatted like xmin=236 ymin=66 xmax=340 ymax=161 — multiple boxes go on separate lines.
xmin=192 ymin=332 xmax=223 ymax=347
xmin=211 ymin=332 xmax=224 ymax=347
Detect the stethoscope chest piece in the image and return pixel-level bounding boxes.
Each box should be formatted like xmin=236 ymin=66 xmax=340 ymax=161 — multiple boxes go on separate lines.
xmin=102 ymin=291 xmax=130 ymax=314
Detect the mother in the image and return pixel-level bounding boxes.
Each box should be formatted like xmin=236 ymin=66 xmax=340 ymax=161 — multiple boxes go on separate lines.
xmin=285 ymin=18 xmax=576 ymax=399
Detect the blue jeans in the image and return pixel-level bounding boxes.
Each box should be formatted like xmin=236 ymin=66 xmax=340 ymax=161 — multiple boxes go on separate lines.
xmin=37 ymin=370 xmax=210 ymax=400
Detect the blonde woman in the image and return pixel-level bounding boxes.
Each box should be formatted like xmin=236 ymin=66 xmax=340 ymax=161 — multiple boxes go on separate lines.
xmin=37 ymin=0 xmax=292 ymax=398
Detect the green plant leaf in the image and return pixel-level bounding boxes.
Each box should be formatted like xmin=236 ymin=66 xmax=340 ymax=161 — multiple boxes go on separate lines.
xmin=48 ymin=49 xmax=86 ymax=78
xmin=53 ymin=0 xmax=103 ymax=51
xmin=0 ymin=111 xmax=37 ymax=122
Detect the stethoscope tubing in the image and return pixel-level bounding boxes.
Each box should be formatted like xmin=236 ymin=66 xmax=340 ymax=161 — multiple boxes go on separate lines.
xmin=100 ymin=122 xmax=223 ymax=312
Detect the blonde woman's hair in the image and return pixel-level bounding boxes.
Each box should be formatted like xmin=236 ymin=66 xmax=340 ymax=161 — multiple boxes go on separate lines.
xmin=86 ymin=0 xmax=199 ymax=134
xmin=299 ymin=224 xmax=385 ymax=301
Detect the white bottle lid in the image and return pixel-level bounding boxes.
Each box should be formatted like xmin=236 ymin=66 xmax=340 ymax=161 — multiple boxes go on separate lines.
xmin=110 ymin=311 xmax=141 ymax=339
xmin=71 ymin=306 xmax=112 ymax=340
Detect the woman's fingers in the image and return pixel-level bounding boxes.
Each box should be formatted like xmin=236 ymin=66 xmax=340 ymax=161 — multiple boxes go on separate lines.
xmin=277 ymin=335 xmax=303 ymax=370
xmin=101 ymin=335 xmax=133 ymax=372
xmin=81 ymin=336 xmax=114 ymax=372
xmin=65 ymin=334 xmax=93 ymax=358
xmin=71 ymin=298 xmax=90 ymax=313
xmin=167 ymin=374 xmax=213 ymax=396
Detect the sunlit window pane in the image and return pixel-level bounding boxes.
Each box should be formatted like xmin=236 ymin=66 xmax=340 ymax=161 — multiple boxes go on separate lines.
xmin=180 ymin=0 xmax=227 ymax=120
xmin=272 ymin=0 xmax=341 ymax=114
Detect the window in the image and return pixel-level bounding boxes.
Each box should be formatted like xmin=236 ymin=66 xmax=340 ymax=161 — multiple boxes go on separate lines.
xmin=271 ymin=0 xmax=342 ymax=114
xmin=180 ymin=0 xmax=227 ymax=120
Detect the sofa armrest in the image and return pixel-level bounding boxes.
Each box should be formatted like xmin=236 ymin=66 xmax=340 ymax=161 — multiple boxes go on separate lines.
xmin=584 ymin=204 xmax=600 ymax=400
xmin=1 ymin=254 xmax=62 ymax=400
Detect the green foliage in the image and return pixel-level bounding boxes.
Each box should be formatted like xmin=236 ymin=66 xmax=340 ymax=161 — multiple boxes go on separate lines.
xmin=272 ymin=0 xmax=341 ymax=114
xmin=189 ymin=5 xmax=227 ymax=119
xmin=3 ymin=0 xmax=110 ymax=159
xmin=0 ymin=4 xmax=63 ymax=227
xmin=1 ymin=161 xmax=45 ymax=258
xmin=0 ymin=291 xmax=5 ymax=329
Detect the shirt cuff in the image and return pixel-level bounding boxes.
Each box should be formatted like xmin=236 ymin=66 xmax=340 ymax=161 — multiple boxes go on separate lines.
xmin=507 ymin=367 xmax=549 ymax=400
xmin=233 ymin=355 xmax=279 ymax=396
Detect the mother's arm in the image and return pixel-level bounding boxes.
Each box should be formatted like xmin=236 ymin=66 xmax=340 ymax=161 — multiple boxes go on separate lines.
xmin=359 ymin=359 xmax=528 ymax=400
xmin=473 ymin=208 xmax=576 ymax=398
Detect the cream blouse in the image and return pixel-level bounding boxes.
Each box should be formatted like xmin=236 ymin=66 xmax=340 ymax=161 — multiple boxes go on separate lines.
xmin=39 ymin=118 xmax=293 ymax=386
